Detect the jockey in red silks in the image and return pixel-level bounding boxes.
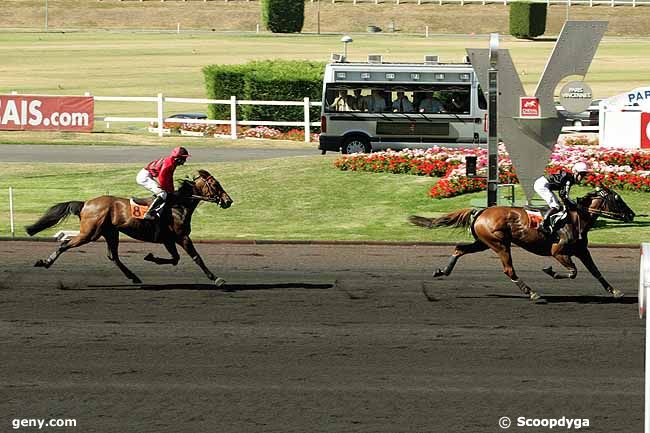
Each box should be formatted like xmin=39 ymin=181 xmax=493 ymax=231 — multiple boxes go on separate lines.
xmin=136 ymin=146 xmax=190 ymax=220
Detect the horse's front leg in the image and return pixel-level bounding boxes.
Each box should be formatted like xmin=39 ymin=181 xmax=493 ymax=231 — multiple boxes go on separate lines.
xmin=575 ymin=248 xmax=623 ymax=298
xmin=543 ymin=254 xmax=578 ymax=279
xmin=178 ymin=236 xmax=225 ymax=287
xmin=144 ymin=240 xmax=180 ymax=265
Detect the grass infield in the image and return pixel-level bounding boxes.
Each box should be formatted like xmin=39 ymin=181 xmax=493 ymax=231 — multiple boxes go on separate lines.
xmin=1 ymin=158 xmax=648 ymax=244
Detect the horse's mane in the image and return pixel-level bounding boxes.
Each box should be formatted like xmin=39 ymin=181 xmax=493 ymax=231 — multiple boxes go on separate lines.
xmin=172 ymin=178 xmax=196 ymax=200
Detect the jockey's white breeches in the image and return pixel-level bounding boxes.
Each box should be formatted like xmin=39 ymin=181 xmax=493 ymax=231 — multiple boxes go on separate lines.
xmin=136 ymin=168 xmax=167 ymax=199
xmin=533 ymin=177 xmax=561 ymax=209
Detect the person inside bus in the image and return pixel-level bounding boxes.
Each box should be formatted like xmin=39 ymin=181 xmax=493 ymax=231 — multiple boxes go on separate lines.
xmin=330 ymin=89 xmax=355 ymax=112
xmin=392 ymin=91 xmax=414 ymax=113
xmin=449 ymin=92 xmax=470 ymax=114
xmin=352 ymin=89 xmax=367 ymax=111
xmin=366 ymin=89 xmax=387 ymax=113
xmin=418 ymin=92 xmax=446 ymax=113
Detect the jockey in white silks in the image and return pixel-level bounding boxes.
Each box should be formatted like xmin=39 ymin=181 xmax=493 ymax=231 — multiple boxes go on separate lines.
xmin=533 ymin=162 xmax=590 ymax=235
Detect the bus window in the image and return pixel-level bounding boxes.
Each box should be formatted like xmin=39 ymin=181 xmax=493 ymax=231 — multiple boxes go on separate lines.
xmin=324 ymin=83 xmax=472 ymax=114
xmin=477 ymin=85 xmax=487 ymax=110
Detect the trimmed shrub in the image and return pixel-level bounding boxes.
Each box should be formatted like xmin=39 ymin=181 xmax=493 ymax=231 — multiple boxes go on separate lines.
xmin=203 ymin=60 xmax=325 ymax=124
xmin=261 ymin=0 xmax=304 ymax=33
xmin=241 ymin=60 xmax=324 ymax=123
xmin=202 ymin=64 xmax=249 ymax=119
xmin=509 ymin=1 xmax=547 ymax=39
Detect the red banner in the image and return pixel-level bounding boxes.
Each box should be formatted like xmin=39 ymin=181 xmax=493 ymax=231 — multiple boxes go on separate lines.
xmin=642 ymin=112 xmax=650 ymax=149
xmin=0 ymin=95 xmax=94 ymax=132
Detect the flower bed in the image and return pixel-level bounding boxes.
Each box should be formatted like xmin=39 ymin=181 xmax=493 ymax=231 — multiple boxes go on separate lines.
xmin=334 ymin=145 xmax=650 ymax=198
xmin=177 ymin=123 xmax=319 ymax=142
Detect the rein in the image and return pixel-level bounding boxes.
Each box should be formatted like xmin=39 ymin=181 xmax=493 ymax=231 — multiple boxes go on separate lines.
xmin=190 ymin=194 xmax=220 ymax=203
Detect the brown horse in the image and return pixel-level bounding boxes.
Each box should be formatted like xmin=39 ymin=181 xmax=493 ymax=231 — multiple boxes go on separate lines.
xmin=409 ymin=187 xmax=635 ymax=301
xmin=26 ymin=169 xmax=233 ymax=285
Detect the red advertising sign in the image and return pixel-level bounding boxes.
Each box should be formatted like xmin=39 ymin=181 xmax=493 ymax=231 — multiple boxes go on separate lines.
xmin=642 ymin=112 xmax=650 ymax=149
xmin=0 ymin=95 xmax=94 ymax=132
xmin=520 ymin=97 xmax=540 ymax=118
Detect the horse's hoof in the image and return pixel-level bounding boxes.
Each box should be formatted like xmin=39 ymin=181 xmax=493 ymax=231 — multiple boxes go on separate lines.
xmin=542 ymin=266 xmax=554 ymax=277
xmin=214 ymin=277 xmax=226 ymax=287
xmin=143 ymin=253 xmax=155 ymax=262
xmin=132 ymin=277 xmax=142 ymax=284
xmin=611 ymin=288 xmax=624 ymax=298
xmin=432 ymin=269 xmax=445 ymax=278
xmin=529 ymin=291 xmax=541 ymax=302
xmin=34 ymin=259 xmax=46 ymax=267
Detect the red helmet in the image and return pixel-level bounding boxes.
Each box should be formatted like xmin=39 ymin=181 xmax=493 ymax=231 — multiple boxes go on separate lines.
xmin=170 ymin=146 xmax=190 ymax=159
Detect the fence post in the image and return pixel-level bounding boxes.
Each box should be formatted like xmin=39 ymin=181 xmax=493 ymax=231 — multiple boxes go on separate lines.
xmin=304 ymin=97 xmax=311 ymax=143
xmin=9 ymin=186 xmax=15 ymax=238
xmin=157 ymin=93 xmax=164 ymax=137
xmin=230 ymin=96 xmax=238 ymax=140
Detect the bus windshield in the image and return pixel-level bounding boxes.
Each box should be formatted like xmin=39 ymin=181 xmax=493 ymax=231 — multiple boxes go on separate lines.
xmin=324 ymin=83 xmax=472 ymax=114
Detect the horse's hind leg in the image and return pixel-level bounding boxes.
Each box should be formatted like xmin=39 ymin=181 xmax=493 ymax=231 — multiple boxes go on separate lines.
xmin=543 ymin=254 xmax=578 ymax=279
xmin=34 ymin=232 xmax=93 ymax=269
xmin=143 ymin=240 xmax=180 ymax=265
xmin=433 ymin=240 xmax=488 ymax=278
xmin=575 ymin=248 xmax=623 ymax=298
xmin=104 ymin=229 xmax=142 ymax=284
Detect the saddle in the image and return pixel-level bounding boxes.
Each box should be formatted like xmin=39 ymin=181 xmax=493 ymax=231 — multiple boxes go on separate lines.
xmin=130 ymin=197 xmax=152 ymax=220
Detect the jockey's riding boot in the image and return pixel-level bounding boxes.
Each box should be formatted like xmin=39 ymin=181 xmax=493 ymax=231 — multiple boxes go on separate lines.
xmin=143 ymin=195 xmax=165 ymax=221
xmin=540 ymin=207 xmax=559 ymax=235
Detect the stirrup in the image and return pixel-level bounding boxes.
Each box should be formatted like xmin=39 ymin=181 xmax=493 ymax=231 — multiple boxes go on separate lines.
xmin=142 ymin=210 xmax=158 ymax=221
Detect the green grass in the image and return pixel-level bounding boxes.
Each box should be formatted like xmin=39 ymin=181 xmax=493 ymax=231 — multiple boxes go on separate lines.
xmin=1 ymin=158 xmax=648 ymax=244
xmin=0 ymin=32 xmax=649 ymax=123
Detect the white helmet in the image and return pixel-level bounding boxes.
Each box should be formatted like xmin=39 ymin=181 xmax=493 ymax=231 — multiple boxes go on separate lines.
xmin=572 ymin=162 xmax=589 ymax=174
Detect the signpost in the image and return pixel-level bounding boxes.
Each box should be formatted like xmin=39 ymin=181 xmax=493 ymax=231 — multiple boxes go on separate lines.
xmin=467 ymin=21 xmax=607 ymax=204
xmin=640 ymin=243 xmax=650 ymax=433
xmin=487 ymin=33 xmax=498 ymax=207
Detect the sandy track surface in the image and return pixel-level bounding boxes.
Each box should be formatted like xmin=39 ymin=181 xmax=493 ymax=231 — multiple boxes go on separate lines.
xmin=0 ymin=241 xmax=643 ymax=432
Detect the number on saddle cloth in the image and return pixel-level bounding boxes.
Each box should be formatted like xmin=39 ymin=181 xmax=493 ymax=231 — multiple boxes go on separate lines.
xmin=130 ymin=198 xmax=151 ymax=220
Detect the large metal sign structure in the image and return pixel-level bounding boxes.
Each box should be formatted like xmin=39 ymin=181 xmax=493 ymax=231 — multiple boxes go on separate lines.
xmin=467 ymin=21 xmax=607 ymax=204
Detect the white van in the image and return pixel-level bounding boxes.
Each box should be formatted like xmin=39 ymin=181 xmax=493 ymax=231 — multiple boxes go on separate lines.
xmin=319 ymin=59 xmax=487 ymax=154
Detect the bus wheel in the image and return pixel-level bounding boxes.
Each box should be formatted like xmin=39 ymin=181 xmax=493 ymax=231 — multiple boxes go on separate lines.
xmin=341 ymin=136 xmax=371 ymax=154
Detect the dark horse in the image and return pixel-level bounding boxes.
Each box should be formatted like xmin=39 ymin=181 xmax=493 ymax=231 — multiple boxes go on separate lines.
xmin=25 ymin=169 xmax=233 ymax=285
xmin=409 ymin=187 xmax=635 ymax=301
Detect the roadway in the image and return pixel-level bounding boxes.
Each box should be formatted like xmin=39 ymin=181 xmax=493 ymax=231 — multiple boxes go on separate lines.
xmin=0 ymin=144 xmax=318 ymax=163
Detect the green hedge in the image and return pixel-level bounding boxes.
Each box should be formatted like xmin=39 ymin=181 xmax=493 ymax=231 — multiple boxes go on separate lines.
xmin=203 ymin=60 xmax=325 ymax=123
xmin=509 ymin=1 xmax=547 ymax=39
xmin=202 ymin=64 xmax=248 ymax=120
xmin=261 ymin=0 xmax=304 ymax=33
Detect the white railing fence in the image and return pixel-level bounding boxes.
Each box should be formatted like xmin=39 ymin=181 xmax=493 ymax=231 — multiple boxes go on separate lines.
xmin=87 ymin=93 xmax=322 ymax=143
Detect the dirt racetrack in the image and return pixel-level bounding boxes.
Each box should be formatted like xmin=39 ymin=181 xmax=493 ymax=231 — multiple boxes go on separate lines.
xmin=0 ymin=241 xmax=644 ymax=433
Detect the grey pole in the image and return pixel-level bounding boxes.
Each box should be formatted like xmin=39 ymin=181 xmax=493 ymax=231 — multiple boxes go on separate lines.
xmin=317 ymin=0 xmax=321 ymax=35
xmin=487 ymin=33 xmax=499 ymax=207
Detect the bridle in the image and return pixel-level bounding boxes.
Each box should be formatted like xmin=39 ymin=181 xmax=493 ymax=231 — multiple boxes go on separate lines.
xmin=579 ymin=188 xmax=630 ymax=221
xmin=190 ymin=176 xmax=222 ymax=204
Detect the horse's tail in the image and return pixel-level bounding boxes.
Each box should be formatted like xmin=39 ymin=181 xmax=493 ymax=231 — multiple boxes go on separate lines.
xmin=25 ymin=201 xmax=85 ymax=236
xmin=409 ymin=209 xmax=474 ymax=229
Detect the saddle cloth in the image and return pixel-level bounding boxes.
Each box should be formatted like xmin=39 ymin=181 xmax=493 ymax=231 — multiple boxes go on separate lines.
xmin=525 ymin=209 xmax=544 ymax=229
xmin=130 ymin=197 xmax=151 ymax=220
